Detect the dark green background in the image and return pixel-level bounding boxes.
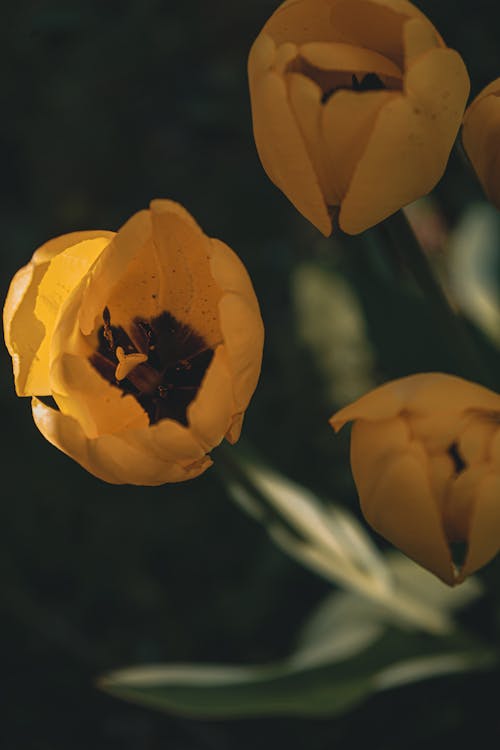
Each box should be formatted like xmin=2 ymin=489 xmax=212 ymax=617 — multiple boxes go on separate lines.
xmin=1 ymin=1 xmax=500 ymax=747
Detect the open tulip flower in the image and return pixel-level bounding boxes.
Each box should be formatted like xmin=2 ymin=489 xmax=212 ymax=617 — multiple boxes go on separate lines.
xmin=330 ymin=373 xmax=500 ymax=585
xmin=248 ymin=0 xmax=470 ymax=236
xmin=462 ymin=78 xmax=500 ymax=210
xmin=3 ymin=201 xmax=264 ymax=485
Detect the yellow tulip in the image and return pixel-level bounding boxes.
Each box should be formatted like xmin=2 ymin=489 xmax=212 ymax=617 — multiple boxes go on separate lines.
xmin=3 ymin=200 xmax=264 ymax=485
xmin=462 ymin=78 xmax=500 ymax=209
xmin=330 ymin=373 xmax=500 ymax=584
xmin=248 ymin=0 xmax=470 ymax=236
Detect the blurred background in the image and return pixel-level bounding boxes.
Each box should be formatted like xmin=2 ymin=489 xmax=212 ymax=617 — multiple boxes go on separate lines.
xmin=2 ymin=1 xmax=500 ymax=747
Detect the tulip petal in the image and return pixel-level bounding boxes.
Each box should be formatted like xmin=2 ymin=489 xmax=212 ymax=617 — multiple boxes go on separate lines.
xmin=349 ymin=416 xmax=412 ymax=501
xmin=287 ymin=72 xmax=341 ymax=204
xmin=322 ymin=89 xmax=397 ymax=201
xmin=299 ymin=42 xmax=402 ymax=79
xmin=208 ymin=239 xmax=261 ymax=317
xmin=217 ymin=293 xmax=264 ymax=414
xmin=188 ymin=345 xmax=235 ymax=451
xmin=249 ymin=65 xmax=332 ymax=235
xmin=52 ymin=353 xmax=149 ymax=437
xmin=331 ymin=374 xmax=500 ymax=431
xmin=150 ymin=200 xmax=223 ymax=348
xmin=3 ymin=233 xmax=113 ymax=397
xmin=462 ymin=94 xmax=500 ymax=209
xmin=460 ymin=473 xmax=500 ymax=580
xmin=363 ymin=449 xmax=454 ymax=584
xmin=403 ymin=17 xmax=439 ymax=66
xmin=265 ymin=0 xmax=435 ymax=69
xmin=339 ymin=48 xmax=468 ymax=233
xmin=79 ymin=209 xmax=152 ymax=336
xmin=32 ymin=397 xmax=211 ymax=486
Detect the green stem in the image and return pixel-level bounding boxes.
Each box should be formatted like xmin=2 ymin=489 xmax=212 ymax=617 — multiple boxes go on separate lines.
xmin=380 ymin=209 xmax=493 ymax=388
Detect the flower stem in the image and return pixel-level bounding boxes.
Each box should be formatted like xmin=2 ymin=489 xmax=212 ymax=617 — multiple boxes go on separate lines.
xmin=380 ymin=209 xmax=493 ymax=388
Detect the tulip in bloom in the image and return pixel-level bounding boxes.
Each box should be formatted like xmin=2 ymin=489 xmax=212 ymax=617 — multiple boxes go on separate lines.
xmin=248 ymin=0 xmax=470 ymax=236
xmin=462 ymin=78 xmax=500 ymax=210
xmin=330 ymin=373 xmax=500 ymax=584
xmin=3 ymin=201 xmax=264 ymax=485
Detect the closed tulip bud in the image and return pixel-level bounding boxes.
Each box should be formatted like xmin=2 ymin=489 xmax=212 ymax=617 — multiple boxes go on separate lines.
xmin=330 ymin=373 xmax=500 ymax=584
xmin=248 ymin=0 xmax=470 ymax=236
xmin=462 ymin=78 xmax=500 ymax=209
xmin=3 ymin=200 xmax=264 ymax=485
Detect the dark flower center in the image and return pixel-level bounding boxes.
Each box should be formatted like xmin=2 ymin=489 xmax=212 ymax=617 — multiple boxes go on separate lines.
xmin=89 ymin=307 xmax=213 ymax=426
xmin=447 ymin=441 xmax=467 ymax=475
xmin=321 ymin=73 xmax=386 ymax=104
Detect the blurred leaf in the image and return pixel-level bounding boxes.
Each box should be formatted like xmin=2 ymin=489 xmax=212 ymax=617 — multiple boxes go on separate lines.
xmin=292 ymin=263 xmax=376 ymax=404
xmin=100 ymin=628 xmax=494 ymax=719
xmin=448 ymin=202 xmax=500 ymax=346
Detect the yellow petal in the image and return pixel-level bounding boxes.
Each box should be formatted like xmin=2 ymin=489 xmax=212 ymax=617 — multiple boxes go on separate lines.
xmin=459 ymin=473 xmax=500 ymax=580
xmin=32 ymin=397 xmax=211 ymax=485
xmin=3 ymin=232 xmax=113 ymax=396
xmin=331 ymin=373 xmax=500 ymax=431
xmin=361 ymin=449 xmax=454 ymax=584
xmin=263 ymin=0 xmax=428 ymax=63
xmin=287 ymin=72 xmax=341 ymax=204
xmin=79 ymin=209 xmax=152 ymax=336
xmin=150 ymin=200 xmax=222 ymax=347
xmin=226 ymin=413 xmax=245 ymax=444
xmin=349 ymin=416 xmax=412 ymax=501
xmin=48 ymin=275 xmax=150 ymax=436
xmin=188 ymin=345 xmax=235 ymax=451
xmin=299 ymin=41 xmax=402 ymax=79
xmin=443 ymin=466 xmax=486 ymax=543
xmin=403 ymin=17 xmax=439 ymax=66
xmin=51 ymin=353 xmax=148 ymax=438
xmin=217 ymin=293 xmax=265 ymax=414
xmin=322 ymin=89 xmax=397 ymax=201
xmin=462 ymin=93 xmax=500 ymax=209
xmin=339 ymin=47 xmax=468 ymax=233
xmin=208 ymin=238 xmax=261 ymax=317
xmin=121 ymin=418 xmax=206 ymax=465
xmin=249 ymin=66 xmax=331 ymax=235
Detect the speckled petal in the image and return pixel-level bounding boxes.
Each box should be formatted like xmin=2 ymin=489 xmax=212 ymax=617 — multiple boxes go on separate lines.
xmin=339 ymin=48 xmax=469 ymax=233
xmin=462 ymin=93 xmax=500 ymax=209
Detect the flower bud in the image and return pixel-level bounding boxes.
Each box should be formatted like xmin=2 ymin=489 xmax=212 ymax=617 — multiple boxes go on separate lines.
xmin=462 ymin=78 xmax=500 ymax=209
xmin=248 ymin=0 xmax=470 ymax=236
xmin=3 ymin=201 xmax=264 ymax=485
xmin=330 ymin=373 xmax=500 ymax=584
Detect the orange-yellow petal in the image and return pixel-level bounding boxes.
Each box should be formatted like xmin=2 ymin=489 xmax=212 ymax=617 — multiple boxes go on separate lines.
xmin=299 ymin=41 xmax=402 ymax=79
xmin=32 ymin=397 xmax=211 ymax=486
xmin=150 ymin=200 xmax=222 ymax=347
xmin=331 ymin=373 xmax=500 ymax=431
xmin=3 ymin=231 xmax=114 ymax=396
xmin=462 ymin=91 xmax=500 ymax=209
xmin=79 ymin=210 xmax=152 ymax=336
xmin=460 ymin=473 xmax=500 ymax=580
xmin=217 ymin=293 xmax=265 ymax=414
xmin=361 ymin=448 xmax=454 ymax=584
xmin=322 ymin=89 xmax=397 ymax=201
xmin=187 ymin=345 xmax=235 ymax=451
xmin=287 ymin=72 xmax=341 ymax=204
xmin=248 ymin=61 xmax=331 ymax=235
xmin=339 ymin=48 xmax=468 ymax=233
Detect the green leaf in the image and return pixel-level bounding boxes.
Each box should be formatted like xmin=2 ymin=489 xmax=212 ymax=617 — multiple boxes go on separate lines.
xmin=99 ymin=629 xmax=493 ymax=719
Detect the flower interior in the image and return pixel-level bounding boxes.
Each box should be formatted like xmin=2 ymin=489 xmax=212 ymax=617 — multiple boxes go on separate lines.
xmin=90 ymin=306 xmax=214 ymax=426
